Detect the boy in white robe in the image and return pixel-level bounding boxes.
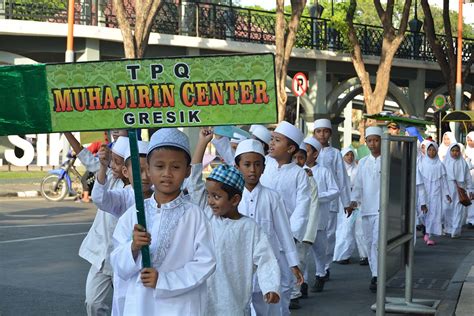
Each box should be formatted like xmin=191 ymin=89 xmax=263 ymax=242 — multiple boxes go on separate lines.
xmin=443 ymin=143 xmax=474 ymax=238
xmin=302 ymin=137 xmax=339 ymax=292
xmin=418 ymin=142 xmax=451 ymax=245
xmin=189 ymin=130 xmax=281 ymax=315
xmin=347 ymin=126 xmax=383 ymax=293
xmin=65 ymin=132 xmax=128 ymax=315
xmin=313 ymin=119 xmax=351 ymax=279
xmin=259 ymin=121 xmax=310 ymax=311
xmin=111 ymin=128 xmax=216 ymax=316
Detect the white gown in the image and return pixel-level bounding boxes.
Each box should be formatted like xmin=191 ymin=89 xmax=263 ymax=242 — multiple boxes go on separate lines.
xmin=111 ymin=193 xmax=216 ymax=316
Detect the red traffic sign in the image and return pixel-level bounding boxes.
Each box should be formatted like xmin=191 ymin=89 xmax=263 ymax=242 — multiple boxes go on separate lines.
xmin=292 ymin=72 xmax=308 ymax=97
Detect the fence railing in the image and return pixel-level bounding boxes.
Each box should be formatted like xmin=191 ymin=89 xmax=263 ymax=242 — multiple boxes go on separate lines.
xmin=1 ymin=0 xmax=472 ymax=63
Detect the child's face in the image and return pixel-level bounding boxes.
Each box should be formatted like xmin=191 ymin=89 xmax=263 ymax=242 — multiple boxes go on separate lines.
xmin=293 ymin=150 xmax=307 ymax=167
xmin=205 ymin=180 xmax=240 ymax=218
xmin=110 ymin=152 xmax=125 ymax=179
xmin=313 ymin=128 xmax=331 ymax=146
xmin=236 ymin=152 xmax=265 ymax=188
xmin=269 ymin=132 xmax=293 ymax=160
xmin=421 ymin=144 xmax=426 ymax=155
xmin=366 ymin=135 xmax=381 ymax=156
xmin=147 ymin=148 xmax=190 ymax=200
xmin=467 ymin=137 xmax=474 ymax=148
xmin=344 ymin=151 xmax=355 ymax=164
xmin=443 ymin=133 xmax=451 ymax=146
xmin=305 ymin=144 xmax=319 ymax=165
xmin=427 ymin=146 xmax=437 ymax=159
xmin=123 ymin=157 xmax=151 ymax=194
xmin=111 ymin=129 xmax=128 ymax=141
xmin=450 ymin=146 xmax=461 ymax=159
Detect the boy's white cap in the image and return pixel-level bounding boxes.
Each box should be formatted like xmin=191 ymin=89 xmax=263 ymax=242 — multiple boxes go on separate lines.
xmin=274 ymin=121 xmax=304 ymax=145
xmin=304 ymin=137 xmax=322 ymax=152
xmin=148 ymin=128 xmax=190 ymax=157
xmin=365 ymin=126 xmax=383 ymax=138
xmin=251 ymin=125 xmax=271 ymax=145
xmin=299 ymin=142 xmax=307 ymax=152
xmin=313 ymin=119 xmax=332 ymax=130
xmin=124 ymin=141 xmax=149 ymax=161
xmin=230 ymin=132 xmax=247 ymax=144
xmin=341 ymin=147 xmax=355 ymax=157
xmin=112 ymin=136 xmax=129 ymax=158
xmin=234 ymin=139 xmax=265 ymax=158
xmin=249 ymin=124 xmax=258 ymax=133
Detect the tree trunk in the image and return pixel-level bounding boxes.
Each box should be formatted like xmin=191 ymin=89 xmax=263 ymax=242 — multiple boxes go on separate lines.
xmin=346 ymin=0 xmax=411 ymax=121
xmin=275 ymin=0 xmax=307 ymax=123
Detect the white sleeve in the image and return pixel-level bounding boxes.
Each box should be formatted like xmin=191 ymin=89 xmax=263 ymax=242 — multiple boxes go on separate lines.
xmin=110 ymin=207 xmax=142 ymax=281
xmin=186 ymin=163 xmax=209 ymax=210
xmin=253 ymin=226 xmax=281 ymax=296
xmin=335 ymin=153 xmax=351 ymax=207
xmin=211 ymin=137 xmax=235 ymax=166
xmin=77 ymin=148 xmax=100 ymax=173
xmin=318 ymin=170 xmax=340 ymax=203
xmin=351 ymin=161 xmax=363 ymax=203
xmin=92 ymin=181 xmax=134 ymax=218
xmin=303 ymin=178 xmax=320 ymax=244
xmin=290 ymin=171 xmax=311 ymax=242
xmin=154 ymin=210 xmax=216 ymax=299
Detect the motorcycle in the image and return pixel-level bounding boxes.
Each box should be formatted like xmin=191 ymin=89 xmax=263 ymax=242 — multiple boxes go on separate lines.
xmin=40 ymin=154 xmax=94 ymax=202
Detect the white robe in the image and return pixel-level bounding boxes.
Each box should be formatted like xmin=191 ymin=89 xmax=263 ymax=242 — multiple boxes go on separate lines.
xmin=464 ymin=132 xmax=474 ymax=225
xmin=111 ymin=193 xmax=216 ymax=316
xmin=260 ymin=156 xmax=311 ymax=242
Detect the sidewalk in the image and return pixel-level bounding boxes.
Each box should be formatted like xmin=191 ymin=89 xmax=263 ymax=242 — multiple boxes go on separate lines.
xmin=0 ymin=165 xmax=52 ymax=198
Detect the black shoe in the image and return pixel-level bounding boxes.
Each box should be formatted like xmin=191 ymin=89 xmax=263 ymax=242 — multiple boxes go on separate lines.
xmin=289 ymin=298 xmax=301 ymax=309
xmin=359 ymin=257 xmax=369 ymax=266
xmin=300 ymin=282 xmax=308 ymax=299
xmin=336 ymin=258 xmax=350 ymax=265
xmin=416 ymin=224 xmax=422 ymax=231
xmin=322 ymin=269 xmax=330 ymax=281
xmin=311 ymin=276 xmax=325 ymax=292
xmin=369 ymin=277 xmax=377 ymax=293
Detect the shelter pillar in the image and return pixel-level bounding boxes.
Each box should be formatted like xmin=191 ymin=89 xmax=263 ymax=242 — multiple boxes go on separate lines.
xmin=408 ymin=69 xmax=426 ymax=117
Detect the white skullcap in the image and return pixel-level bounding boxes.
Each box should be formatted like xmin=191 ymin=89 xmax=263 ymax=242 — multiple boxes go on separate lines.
xmin=313 ymin=118 xmax=332 ymax=130
xmin=341 ymin=147 xmax=355 ymax=157
xmin=299 ymin=142 xmax=307 ymax=152
xmin=148 ymin=128 xmax=190 ymax=157
xmin=251 ymin=125 xmax=271 ymax=145
xmin=249 ymin=125 xmax=258 ymax=133
xmin=112 ymin=136 xmax=129 ymax=158
xmin=365 ymin=126 xmax=383 ymax=138
xmin=274 ymin=121 xmax=304 ymax=145
xmin=303 ymin=137 xmax=322 ymax=152
xmin=230 ymin=132 xmax=247 ymax=144
xmin=124 ymin=141 xmax=149 ymax=161
xmin=234 ymin=139 xmax=265 ymax=158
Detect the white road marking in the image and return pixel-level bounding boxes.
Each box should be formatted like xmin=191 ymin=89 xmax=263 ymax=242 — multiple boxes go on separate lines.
xmin=0 ymin=222 xmax=93 ymax=229
xmin=0 ymin=232 xmax=87 ymax=244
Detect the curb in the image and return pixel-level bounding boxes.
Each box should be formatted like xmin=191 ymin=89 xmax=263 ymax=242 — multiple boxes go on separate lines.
xmin=0 ymin=191 xmax=41 ymax=198
xmin=436 ymin=249 xmax=474 ymax=316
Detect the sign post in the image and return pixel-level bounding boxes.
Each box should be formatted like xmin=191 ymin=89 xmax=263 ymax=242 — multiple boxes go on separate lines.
xmin=292 ymin=72 xmax=308 ymax=129
xmin=433 ymin=95 xmax=447 ymax=147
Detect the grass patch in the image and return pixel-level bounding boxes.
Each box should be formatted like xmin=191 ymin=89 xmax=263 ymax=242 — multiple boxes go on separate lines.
xmin=0 ymin=171 xmax=47 ymax=180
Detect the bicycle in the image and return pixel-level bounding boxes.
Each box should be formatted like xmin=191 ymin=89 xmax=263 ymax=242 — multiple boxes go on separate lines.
xmin=40 ymin=154 xmax=95 ymax=202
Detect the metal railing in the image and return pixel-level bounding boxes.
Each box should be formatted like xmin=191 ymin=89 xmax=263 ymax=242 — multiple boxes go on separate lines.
xmin=1 ymin=0 xmax=472 ymax=63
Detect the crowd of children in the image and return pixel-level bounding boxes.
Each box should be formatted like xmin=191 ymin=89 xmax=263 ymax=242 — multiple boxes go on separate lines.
xmin=65 ymin=121 xmax=474 ymax=316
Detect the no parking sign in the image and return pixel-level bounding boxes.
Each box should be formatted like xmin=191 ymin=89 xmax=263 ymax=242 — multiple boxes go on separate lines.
xmin=292 ymin=72 xmax=308 ymax=97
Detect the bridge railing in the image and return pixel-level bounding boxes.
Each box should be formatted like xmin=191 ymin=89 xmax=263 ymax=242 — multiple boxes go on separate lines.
xmin=1 ymin=0 xmax=472 ymax=63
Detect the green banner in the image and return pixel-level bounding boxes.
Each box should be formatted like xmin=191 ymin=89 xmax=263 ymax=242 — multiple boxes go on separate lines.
xmin=0 ymin=53 xmax=277 ymax=136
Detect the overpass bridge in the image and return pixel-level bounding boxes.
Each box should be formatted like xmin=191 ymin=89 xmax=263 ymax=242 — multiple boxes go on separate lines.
xmin=0 ymin=0 xmax=473 ymax=141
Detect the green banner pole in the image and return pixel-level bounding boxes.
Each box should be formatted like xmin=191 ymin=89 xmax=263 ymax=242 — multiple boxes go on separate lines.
xmin=128 ymin=129 xmax=150 ymax=268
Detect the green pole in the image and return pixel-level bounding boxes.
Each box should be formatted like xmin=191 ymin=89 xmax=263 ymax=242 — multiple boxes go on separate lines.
xmin=128 ymin=129 xmax=150 ymax=268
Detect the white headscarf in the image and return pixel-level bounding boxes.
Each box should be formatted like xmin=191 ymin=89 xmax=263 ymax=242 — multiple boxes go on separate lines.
xmin=438 ymin=131 xmax=456 ymax=161
xmin=341 ymin=147 xmax=357 ymax=174
xmin=418 ymin=142 xmax=446 ymax=181
xmin=465 ymin=131 xmax=474 ymax=160
xmin=443 ymin=143 xmax=469 ymax=182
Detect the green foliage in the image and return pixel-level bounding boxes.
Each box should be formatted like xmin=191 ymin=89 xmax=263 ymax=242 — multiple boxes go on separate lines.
xmin=10 ymin=0 xmax=66 ymax=21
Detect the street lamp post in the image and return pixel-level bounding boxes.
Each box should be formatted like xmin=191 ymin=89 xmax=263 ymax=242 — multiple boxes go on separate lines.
xmin=408 ymin=0 xmax=423 ymax=59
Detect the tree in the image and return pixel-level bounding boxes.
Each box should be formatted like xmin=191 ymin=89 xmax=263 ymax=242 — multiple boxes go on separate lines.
xmin=275 ymin=0 xmax=307 ymax=122
xmin=345 ymin=0 xmax=412 ymax=116
xmin=420 ymin=0 xmax=474 ymax=109
xmin=113 ymin=0 xmax=164 ymax=58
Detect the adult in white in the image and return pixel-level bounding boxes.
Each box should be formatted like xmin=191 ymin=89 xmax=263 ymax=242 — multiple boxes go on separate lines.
xmin=438 ymin=131 xmax=456 ymax=161
xmin=464 ymin=132 xmax=474 ymax=228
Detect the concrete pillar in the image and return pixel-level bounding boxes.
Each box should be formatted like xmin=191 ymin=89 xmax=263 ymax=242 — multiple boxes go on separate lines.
xmin=408 ymin=69 xmax=426 ymax=117
xmin=97 ymin=0 xmax=106 ymax=27
xmin=308 ymin=59 xmax=327 ymax=116
xmin=343 ymin=101 xmax=353 ymax=148
xmin=186 ymin=47 xmax=200 ymax=56
xmin=76 ymin=38 xmax=100 ymax=62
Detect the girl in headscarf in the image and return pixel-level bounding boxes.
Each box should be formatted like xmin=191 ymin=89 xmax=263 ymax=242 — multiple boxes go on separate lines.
xmin=443 ymin=143 xmax=473 ymax=238
xmin=438 ymin=131 xmax=456 ymax=161
xmin=418 ymin=142 xmax=451 ymax=245
xmin=464 ymin=132 xmax=474 ymax=228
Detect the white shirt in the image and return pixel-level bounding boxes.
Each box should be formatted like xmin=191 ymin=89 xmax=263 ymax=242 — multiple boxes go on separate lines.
xmin=92 ymin=181 xmax=135 ymax=218
xmin=111 ymin=193 xmax=216 ymax=316
xmin=308 ymin=164 xmax=339 ymax=230
xmin=317 ymin=146 xmax=351 ymax=209
xmin=302 ymin=175 xmax=320 ymax=242
xmin=351 ymin=155 xmax=381 ymax=216
xmin=260 ymin=156 xmax=311 ymax=242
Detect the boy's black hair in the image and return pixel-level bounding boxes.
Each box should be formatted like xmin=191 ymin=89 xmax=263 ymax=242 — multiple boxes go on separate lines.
xmin=234 ymin=152 xmax=266 ymax=166
xmin=255 ymin=137 xmax=270 ymax=153
xmin=295 ymin=148 xmax=307 ymax=160
xmin=125 ymin=154 xmax=148 ymax=167
xmin=286 ymin=137 xmax=300 ymax=157
xmin=207 ymin=178 xmax=243 ymax=200
xmin=147 ymin=145 xmax=191 ymax=165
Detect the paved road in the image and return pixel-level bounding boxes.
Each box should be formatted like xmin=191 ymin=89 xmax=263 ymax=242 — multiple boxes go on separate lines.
xmin=0 ymin=198 xmax=473 ymax=316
